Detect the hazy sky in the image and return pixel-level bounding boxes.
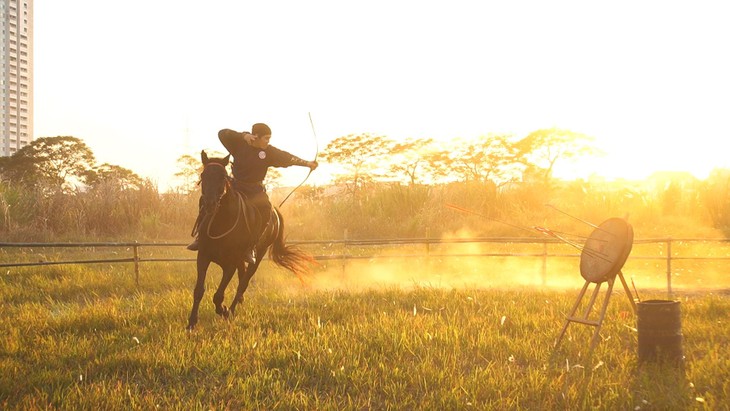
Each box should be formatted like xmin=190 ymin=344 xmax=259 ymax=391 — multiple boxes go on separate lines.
xmin=33 ymin=1 xmax=730 ymax=189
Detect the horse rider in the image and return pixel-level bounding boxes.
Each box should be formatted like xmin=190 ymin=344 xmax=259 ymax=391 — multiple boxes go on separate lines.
xmin=187 ymin=123 xmax=318 ymax=263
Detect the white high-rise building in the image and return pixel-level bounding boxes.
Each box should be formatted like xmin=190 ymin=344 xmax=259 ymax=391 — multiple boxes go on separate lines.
xmin=1 ymin=0 xmax=32 ymax=157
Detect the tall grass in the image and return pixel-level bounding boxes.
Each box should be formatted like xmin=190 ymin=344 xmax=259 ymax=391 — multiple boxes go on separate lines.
xmin=3 ymin=174 xmax=729 ymax=243
xmin=0 ymin=261 xmax=728 ymax=409
xmin=0 ymin=180 xmax=199 ymax=242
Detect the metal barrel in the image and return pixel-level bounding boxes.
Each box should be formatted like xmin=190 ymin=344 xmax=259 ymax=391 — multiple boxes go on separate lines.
xmin=637 ymin=300 xmax=684 ymax=364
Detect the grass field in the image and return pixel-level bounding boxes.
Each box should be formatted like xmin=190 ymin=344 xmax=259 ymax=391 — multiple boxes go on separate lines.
xmin=1 ymin=258 xmax=728 ymax=410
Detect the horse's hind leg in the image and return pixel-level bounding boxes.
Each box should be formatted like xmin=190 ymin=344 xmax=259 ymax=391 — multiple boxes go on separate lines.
xmin=213 ymin=264 xmax=237 ymax=319
xmin=229 ymin=259 xmax=260 ymax=317
xmin=187 ymin=255 xmax=211 ymax=330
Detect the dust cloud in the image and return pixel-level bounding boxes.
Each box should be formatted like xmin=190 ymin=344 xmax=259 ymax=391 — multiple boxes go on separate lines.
xmin=289 ymin=229 xmax=590 ymax=292
xmin=275 ymin=231 xmax=730 ymax=294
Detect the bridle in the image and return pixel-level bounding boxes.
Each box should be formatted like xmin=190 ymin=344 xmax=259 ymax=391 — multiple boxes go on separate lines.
xmin=199 ymin=162 xmax=229 ymax=211
xmin=200 ymin=162 xmax=248 ymax=240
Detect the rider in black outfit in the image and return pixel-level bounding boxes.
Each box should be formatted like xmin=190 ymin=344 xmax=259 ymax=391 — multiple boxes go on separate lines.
xmin=187 ymin=123 xmax=318 ymax=262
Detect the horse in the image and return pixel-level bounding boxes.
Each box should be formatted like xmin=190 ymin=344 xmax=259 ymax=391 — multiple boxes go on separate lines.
xmin=187 ymin=150 xmax=314 ymax=330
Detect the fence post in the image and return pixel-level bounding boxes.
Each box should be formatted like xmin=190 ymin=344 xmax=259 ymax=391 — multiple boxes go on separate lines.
xmin=541 ymin=241 xmax=548 ymax=286
xmin=425 ymin=227 xmax=431 ymax=257
xmin=342 ymin=229 xmax=348 ymax=277
xmin=133 ymin=241 xmax=140 ymax=287
xmin=666 ymin=238 xmax=672 ymax=297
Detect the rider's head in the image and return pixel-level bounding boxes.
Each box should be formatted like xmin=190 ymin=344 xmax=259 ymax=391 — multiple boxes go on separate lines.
xmin=251 ymin=123 xmax=272 ymax=149
xmin=252 ymin=123 xmax=271 ymax=137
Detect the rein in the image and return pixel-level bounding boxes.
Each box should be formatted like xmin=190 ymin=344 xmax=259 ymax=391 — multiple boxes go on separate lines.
xmin=201 ymin=162 xmax=249 ymax=240
xmin=206 ymin=191 xmax=247 ymax=239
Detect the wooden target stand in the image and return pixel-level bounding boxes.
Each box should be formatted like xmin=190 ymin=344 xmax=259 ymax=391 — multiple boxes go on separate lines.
xmin=554 ymin=218 xmax=637 ymax=356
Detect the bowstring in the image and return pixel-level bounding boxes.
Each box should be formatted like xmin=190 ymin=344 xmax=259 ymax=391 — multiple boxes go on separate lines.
xmin=278 ymin=112 xmax=319 ymax=207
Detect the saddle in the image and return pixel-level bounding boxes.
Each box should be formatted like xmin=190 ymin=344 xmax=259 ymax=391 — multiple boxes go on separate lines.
xmin=237 ymin=191 xmax=276 ymax=255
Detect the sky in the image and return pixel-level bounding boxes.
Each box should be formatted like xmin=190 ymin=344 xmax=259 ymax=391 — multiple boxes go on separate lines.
xmin=33 ymin=1 xmax=730 ymax=190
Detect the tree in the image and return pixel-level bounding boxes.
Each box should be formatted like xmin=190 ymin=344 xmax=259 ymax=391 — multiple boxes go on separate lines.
xmin=387 ymin=138 xmax=434 ymax=185
xmin=172 ymin=150 xmax=228 ymax=194
xmin=84 ymin=163 xmax=145 ymax=191
xmin=264 ymin=167 xmax=283 ymax=190
xmin=0 ymin=153 xmax=34 ymax=183
xmin=173 ymin=154 xmax=201 ymax=193
xmin=320 ymin=133 xmax=393 ymax=194
xmin=0 ymin=136 xmax=96 ymax=192
xmin=515 ymin=128 xmax=599 ymax=184
xmin=702 ymin=168 xmax=730 ymax=233
xmin=424 ymin=134 xmax=522 ymax=186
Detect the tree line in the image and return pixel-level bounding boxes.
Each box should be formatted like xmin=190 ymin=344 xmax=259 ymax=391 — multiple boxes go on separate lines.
xmin=1 ymin=132 xmax=730 ymax=241
xmin=318 ymin=128 xmax=597 ymax=193
xmin=0 ymin=129 xmax=593 ymax=195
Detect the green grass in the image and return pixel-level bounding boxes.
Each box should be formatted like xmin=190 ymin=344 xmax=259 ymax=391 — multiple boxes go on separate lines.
xmin=0 ymin=262 xmax=728 ymax=410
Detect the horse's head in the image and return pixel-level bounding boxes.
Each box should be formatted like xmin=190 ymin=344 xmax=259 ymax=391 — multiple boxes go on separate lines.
xmin=200 ymin=150 xmax=231 ymax=211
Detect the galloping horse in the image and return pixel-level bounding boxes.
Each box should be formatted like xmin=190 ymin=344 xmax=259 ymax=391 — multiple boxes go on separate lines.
xmin=187 ymin=150 xmax=314 ymax=330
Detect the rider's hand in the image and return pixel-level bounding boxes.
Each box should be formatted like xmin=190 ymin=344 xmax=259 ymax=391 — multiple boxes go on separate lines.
xmin=243 ymin=133 xmax=256 ymax=144
xmin=308 ymin=161 xmax=318 ymax=170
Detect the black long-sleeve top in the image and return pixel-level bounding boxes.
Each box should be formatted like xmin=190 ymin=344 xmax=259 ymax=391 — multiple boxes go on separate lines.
xmin=218 ymin=129 xmax=309 ymax=193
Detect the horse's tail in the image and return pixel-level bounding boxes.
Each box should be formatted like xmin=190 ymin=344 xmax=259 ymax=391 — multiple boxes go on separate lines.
xmin=269 ymin=209 xmax=316 ymax=280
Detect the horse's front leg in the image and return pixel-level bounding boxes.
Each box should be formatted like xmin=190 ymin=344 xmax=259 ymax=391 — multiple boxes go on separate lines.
xmin=213 ymin=264 xmax=237 ymax=319
xmin=187 ymin=254 xmax=211 ymax=330
xmin=228 ymin=260 xmax=253 ymax=316
xmin=229 ymin=253 xmax=263 ymax=317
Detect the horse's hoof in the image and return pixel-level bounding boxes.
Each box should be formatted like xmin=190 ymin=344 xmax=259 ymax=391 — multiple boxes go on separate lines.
xmin=186 ymin=323 xmax=196 ymax=331
xmin=216 ymin=305 xmax=229 ymax=318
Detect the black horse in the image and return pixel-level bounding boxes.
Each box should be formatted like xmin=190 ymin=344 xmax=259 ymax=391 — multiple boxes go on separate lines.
xmin=187 ymin=150 xmax=314 ymax=330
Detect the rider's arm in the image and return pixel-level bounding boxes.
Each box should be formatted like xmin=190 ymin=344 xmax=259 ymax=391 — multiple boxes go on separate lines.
xmin=288 ymin=155 xmax=318 ymax=169
xmin=218 ymin=129 xmax=255 ymax=153
xmin=268 ymin=146 xmax=318 ymax=170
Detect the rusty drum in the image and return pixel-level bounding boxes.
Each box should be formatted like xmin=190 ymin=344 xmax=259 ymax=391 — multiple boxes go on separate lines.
xmin=637 ymin=299 xmax=684 ymax=364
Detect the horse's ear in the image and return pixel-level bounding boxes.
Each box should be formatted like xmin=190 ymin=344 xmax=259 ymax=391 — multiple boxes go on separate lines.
xmin=201 ymin=150 xmax=209 ymax=164
xmin=223 ymin=154 xmax=230 ymax=166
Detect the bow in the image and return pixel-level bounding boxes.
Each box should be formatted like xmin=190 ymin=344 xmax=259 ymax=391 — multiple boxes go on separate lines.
xmin=278 ymin=112 xmax=319 ymax=207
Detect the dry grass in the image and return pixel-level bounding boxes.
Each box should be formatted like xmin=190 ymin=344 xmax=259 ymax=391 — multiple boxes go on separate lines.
xmin=1 ymin=261 xmax=727 ymax=410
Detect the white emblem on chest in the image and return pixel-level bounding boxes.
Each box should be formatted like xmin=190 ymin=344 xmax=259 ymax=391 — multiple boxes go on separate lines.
xmin=258 ymin=151 xmax=266 ymax=159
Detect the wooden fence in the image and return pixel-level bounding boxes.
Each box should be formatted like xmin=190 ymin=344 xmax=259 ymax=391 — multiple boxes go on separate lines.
xmin=2 ymin=237 xmax=730 ymax=294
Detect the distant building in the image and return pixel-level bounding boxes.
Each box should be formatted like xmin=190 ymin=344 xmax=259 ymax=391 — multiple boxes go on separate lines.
xmin=1 ymin=0 xmax=33 ymax=157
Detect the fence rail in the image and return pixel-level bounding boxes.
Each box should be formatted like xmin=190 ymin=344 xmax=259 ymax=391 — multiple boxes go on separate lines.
xmin=3 ymin=238 xmax=730 ymax=293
